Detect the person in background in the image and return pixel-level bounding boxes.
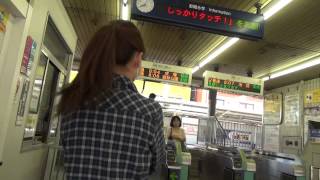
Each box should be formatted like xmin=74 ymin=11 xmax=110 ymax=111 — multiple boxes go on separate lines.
xmin=58 ymin=20 xmax=165 ymax=180
xmin=168 ymin=116 xmax=186 ymax=143
xmin=149 ymin=93 xmax=156 ymax=100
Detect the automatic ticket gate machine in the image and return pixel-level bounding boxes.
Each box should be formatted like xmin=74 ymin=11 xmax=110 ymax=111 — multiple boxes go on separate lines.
xmin=166 ymin=140 xmax=191 ymax=180
xmin=252 ymin=151 xmax=306 ymax=180
xmin=199 ymin=146 xmax=256 ymax=180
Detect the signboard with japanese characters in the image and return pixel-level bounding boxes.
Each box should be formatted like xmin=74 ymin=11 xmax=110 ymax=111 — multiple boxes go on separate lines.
xmin=16 ymin=78 xmax=30 ymax=126
xmin=304 ymin=89 xmax=320 ymax=108
xmin=132 ymin=0 xmax=264 ymax=40
xmin=203 ymin=71 xmax=264 ymax=96
xmin=284 ymin=93 xmax=300 ymax=126
xmin=227 ymin=131 xmax=252 ymax=146
xmin=264 ymin=93 xmax=282 ymax=125
xmin=139 ymin=61 xmax=192 ymax=86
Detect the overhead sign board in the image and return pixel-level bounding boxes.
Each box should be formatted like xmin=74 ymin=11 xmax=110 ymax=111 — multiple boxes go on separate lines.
xmin=131 ymin=0 xmax=264 ymax=40
xmin=139 ymin=61 xmax=192 ymax=86
xmin=203 ymin=71 xmax=264 ymax=96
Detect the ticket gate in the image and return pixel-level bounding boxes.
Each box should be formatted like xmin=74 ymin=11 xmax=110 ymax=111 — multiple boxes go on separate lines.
xmin=166 ymin=140 xmax=191 ymax=180
xmin=252 ymin=151 xmax=305 ymax=180
xmin=199 ymin=146 xmax=256 ymax=180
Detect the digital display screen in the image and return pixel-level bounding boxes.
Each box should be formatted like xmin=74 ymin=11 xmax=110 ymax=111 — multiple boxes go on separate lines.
xmin=167 ymin=5 xmax=260 ymax=31
xmin=140 ymin=67 xmax=190 ymax=84
xmin=207 ymin=77 xmax=261 ymax=93
xmin=132 ymin=0 xmax=264 ymax=40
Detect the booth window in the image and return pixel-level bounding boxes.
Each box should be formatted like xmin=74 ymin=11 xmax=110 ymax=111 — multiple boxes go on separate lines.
xmin=34 ymin=61 xmax=60 ymax=142
xmin=22 ymin=16 xmax=71 ymax=148
xmin=23 ymin=51 xmax=67 ymax=145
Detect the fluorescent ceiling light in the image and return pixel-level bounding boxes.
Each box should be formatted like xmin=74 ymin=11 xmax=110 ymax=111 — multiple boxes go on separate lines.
xmin=263 ymin=0 xmax=293 ymax=20
xmin=262 ymin=76 xmax=270 ymax=81
xmin=121 ymin=0 xmax=129 ymax=20
xmin=198 ymin=37 xmax=239 ymax=69
xmin=193 ymin=0 xmax=293 ymax=74
xmin=192 ymin=66 xmax=200 ymax=73
xmin=262 ymin=56 xmax=320 ymax=81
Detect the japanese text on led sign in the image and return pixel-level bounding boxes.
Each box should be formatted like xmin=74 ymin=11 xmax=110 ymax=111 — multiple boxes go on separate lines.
xmin=139 ymin=61 xmax=192 ymax=85
xmin=207 ymin=77 xmax=261 ymax=94
xmin=168 ymin=5 xmax=233 ymax=26
xmin=131 ymin=0 xmax=264 ymax=40
xmin=167 ymin=4 xmax=260 ymax=31
xmin=204 ymin=71 xmax=264 ymax=95
xmin=140 ymin=68 xmax=190 ymax=84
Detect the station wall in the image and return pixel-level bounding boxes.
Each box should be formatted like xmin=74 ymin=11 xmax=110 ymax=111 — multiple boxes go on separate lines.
xmin=265 ymin=78 xmax=320 ymax=179
xmin=0 ymin=0 xmax=76 ymax=180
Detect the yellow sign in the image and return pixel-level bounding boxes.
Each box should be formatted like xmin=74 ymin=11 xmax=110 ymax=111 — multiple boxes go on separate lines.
xmin=304 ymin=89 xmax=320 ymax=107
xmin=265 ymin=100 xmax=280 ymax=112
xmin=134 ymin=80 xmax=191 ymax=101
xmin=264 ymin=93 xmax=282 ymax=125
xmin=0 ymin=5 xmax=9 ymax=32
xmin=264 ymin=94 xmax=281 ymax=112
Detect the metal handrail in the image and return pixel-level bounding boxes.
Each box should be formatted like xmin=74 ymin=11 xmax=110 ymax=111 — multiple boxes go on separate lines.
xmin=213 ymin=116 xmax=229 ymax=147
xmin=214 ymin=116 xmax=229 ymax=139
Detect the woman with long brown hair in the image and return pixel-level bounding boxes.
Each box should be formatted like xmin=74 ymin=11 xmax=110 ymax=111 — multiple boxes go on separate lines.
xmin=59 ymin=20 xmax=165 ymax=179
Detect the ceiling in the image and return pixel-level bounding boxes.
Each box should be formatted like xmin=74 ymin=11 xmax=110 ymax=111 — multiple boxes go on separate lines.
xmin=62 ymin=0 xmax=320 ymax=89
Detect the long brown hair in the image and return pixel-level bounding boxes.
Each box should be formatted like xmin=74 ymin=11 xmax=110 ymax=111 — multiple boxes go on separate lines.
xmin=59 ymin=20 xmax=145 ymax=114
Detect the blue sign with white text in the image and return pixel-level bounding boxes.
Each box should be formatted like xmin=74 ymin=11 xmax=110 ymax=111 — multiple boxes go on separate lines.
xmin=131 ymin=0 xmax=264 ymax=40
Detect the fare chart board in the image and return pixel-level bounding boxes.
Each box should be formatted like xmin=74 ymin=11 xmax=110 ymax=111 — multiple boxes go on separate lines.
xmin=131 ymin=0 xmax=264 ymax=40
xmin=203 ymin=71 xmax=264 ymax=96
xmin=139 ymin=61 xmax=192 ymax=86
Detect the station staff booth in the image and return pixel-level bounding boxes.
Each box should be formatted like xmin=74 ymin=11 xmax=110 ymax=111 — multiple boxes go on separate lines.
xmin=0 ymin=0 xmax=77 ymax=180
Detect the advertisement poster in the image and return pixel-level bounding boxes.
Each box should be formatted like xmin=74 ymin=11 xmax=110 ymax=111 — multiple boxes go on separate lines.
xmin=16 ymin=79 xmax=30 ymax=126
xmin=0 ymin=5 xmax=9 ymax=32
xmin=284 ymin=94 xmax=300 ymax=126
xmin=27 ymin=40 xmax=37 ymax=76
xmin=0 ymin=5 xmax=9 ymax=52
xmin=20 ymin=36 xmax=37 ymax=76
xmin=304 ymin=89 xmax=320 ymax=108
xmin=264 ymin=93 xmax=282 ymax=125
xmin=263 ymin=125 xmax=280 ymax=152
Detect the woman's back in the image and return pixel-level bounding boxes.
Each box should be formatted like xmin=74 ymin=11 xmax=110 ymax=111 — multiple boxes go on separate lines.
xmin=61 ymin=74 xmax=165 ymax=179
xmin=59 ymin=20 xmax=165 ymax=179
